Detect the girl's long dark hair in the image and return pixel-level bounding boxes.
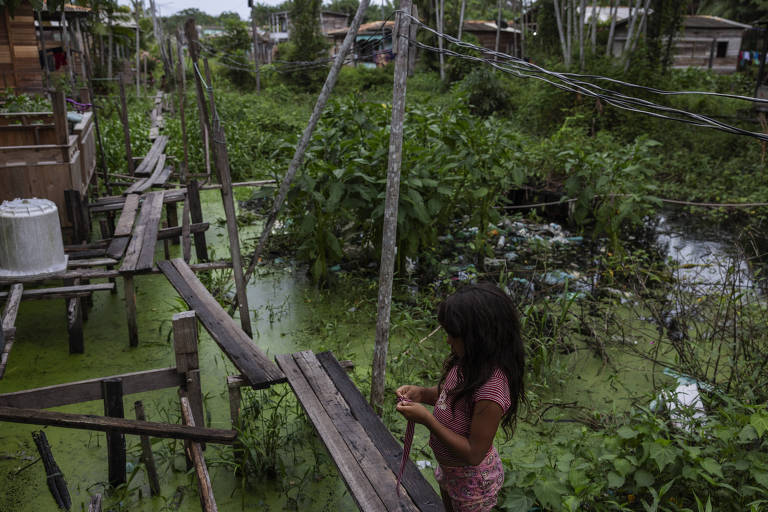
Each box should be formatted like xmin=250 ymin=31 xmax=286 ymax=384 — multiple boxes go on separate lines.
xmin=437 ymin=282 xmax=526 ymax=435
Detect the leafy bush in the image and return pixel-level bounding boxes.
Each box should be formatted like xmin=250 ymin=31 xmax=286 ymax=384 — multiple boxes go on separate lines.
xmin=454 ymin=67 xmax=511 ymax=116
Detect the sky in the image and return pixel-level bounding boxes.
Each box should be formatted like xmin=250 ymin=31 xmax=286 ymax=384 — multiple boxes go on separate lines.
xmin=119 ymin=0 xmax=276 ymax=21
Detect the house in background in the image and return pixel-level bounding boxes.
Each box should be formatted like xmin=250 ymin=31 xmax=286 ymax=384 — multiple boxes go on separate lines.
xmin=263 ymin=10 xmax=349 ymax=45
xmin=462 ymin=20 xmax=521 ymax=56
xmin=327 ymin=20 xmax=394 ymax=65
xmin=1 ymin=2 xmax=92 ymax=93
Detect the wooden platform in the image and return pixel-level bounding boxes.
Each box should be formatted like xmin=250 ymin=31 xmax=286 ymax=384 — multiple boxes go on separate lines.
xmin=120 ymin=191 xmax=165 ymax=273
xmin=133 ymin=136 xmax=168 ymax=177
xmin=159 ymin=258 xmax=284 ymax=388
xmin=276 ymin=351 xmax=443 ymax=512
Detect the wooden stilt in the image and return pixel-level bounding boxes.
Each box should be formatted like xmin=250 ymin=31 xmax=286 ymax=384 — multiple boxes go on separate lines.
xmin=163 ymin=221 xmax=171 ymax=260
xmin=88 ymin=494 xmax=103 ymax=512
xmin=134 ymin=401 xmax=161 ymax=496
xmin=102 ymin=378 xmax=126 ymax=487
xmin=99 ymin=220 xmax=118 ymax=294
xmin=118 ymin=75 xmax=134 ymax=176
xmin=226 ymin=376 xmax=243 ymax=467
xmin=180 ymin=394 xmax=218 ymax=511
xmin=123 ymin=275 xmax=138 ymax=347
xmin=165 ymin=202 xmax=179 ymax=245
xmin=173 ymin=311 xmax=204 ymax=430
xmin=182 ymin=194 xmax=191 ymax=263
xmin=187 ymin=180 xmax=208 ymax=262
xmin=67 ymin=296 xmax=84 ymax=354
xmin=32 ymin=430 xmax=71 ymax=510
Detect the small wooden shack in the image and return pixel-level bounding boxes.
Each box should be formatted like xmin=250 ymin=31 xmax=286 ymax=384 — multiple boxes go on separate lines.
xmin=1 ymin=2 xmax=42 ymax=92
xmin=0 ymin=91 xmax=97 ymax=242
xmin=462 ymin=20 xmax=522 ymax=56
xmin=612 ymin=15 xmax=751 ymax=73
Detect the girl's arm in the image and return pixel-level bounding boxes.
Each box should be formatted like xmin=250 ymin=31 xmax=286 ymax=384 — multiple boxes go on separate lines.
xmin=396 ymin=385 xmax=439 ymax=406
xmin=396 ymin=400 xmax=503 ymax=466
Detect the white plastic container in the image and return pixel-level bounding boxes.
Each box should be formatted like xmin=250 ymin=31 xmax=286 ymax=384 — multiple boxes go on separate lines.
xmin=0 ymin=198 xmax=68 ymax=278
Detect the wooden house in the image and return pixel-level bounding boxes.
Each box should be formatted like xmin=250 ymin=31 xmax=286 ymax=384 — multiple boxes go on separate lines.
xmin=327 ymin=21 xmax=394 ymax=65
xmin=611 ymin=15 xmax=750 ymax=73
xmin=264 ymin=9 xmax=349 ymax=44
xmin=1 ymin=2 xmax=42 ymax=92
xmin=462 ymin=20 xmax=522 ymax=56
xmin=0 ymin=91 xmax=97 ymax=242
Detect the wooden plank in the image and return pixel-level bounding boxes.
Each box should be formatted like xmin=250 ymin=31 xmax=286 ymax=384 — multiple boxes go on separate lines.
xmin=105 ymin=236 xmax=130 ymax=260
xmin=275 ymin=353 xmax=387 ymax=512
xmin=2 ymin=283 xmax=23 ymax=332
xmin=0 ymin=367 xmax=181 ymax=409
xmin=0 ymin=406 xmax=237 ymax=444
xmin=124 ymin=154 xmax=166 ymax=195
xmin=120 ymin=191 xmax=163 ymax=272
xmin=67 ymin=258 xmax=119 ymax=268
xmin=181 ymin=395 xmax=218 ymax=511
xmin=155 ymin=166 xmax=173 ymax=185
xmin=317 ymin=351 xmax=443 ymax=512
xmin=88 ymin=188 xmax=185 ymax=213
xmin=136 ymin=191 xmax=165 ymax=271
xmin=66 ymin=248 xmax=107 ymax=260
xmin=0 ymin=283 xmax=113 ymax=300
xmin=182 ymin=195 xmax=191 ymax=263
xmin=294 ymin=351 xmax=420 ymax=512
xmin=113 ymin=193 xmax=140 ymax=236
xmin=0 ymin=261 xmax=232 ymax=285
xmin=173 ymin=311 xmax=204 ymax=430
xmin=133 ymin=136 xmax=168 ymax=176
xmin=157 ymin=259 xmax=284 ymax=388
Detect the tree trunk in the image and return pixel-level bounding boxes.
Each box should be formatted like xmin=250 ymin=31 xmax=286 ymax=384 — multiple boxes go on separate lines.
xmin=251 ymin=13 xmax=261 ymax=93
xmin=458 ymin=0 xmax=466 ymax=40
xmin=590 ymin=0 xmax=597 ymax=53
xmin=623 ymin=0 xmax=643 ymax=55
xmin=438 ymin=0 xmax=445 ymax=79
xmin=495 ymin=0 xmax=502 ymax=57
xmin=606 ymin=0 xmax=618 ymax=56
xmin=553 ymin=0 xmax=570 ymax=67
xmin=578 ymin=0 xmax=586 ymax=70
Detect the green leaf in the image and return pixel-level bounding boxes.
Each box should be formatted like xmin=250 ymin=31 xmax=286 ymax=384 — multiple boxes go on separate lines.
xmin=501 ymin=489 xmax=535 ymax=512
xmin=647 ymin=439 xmax=679 ymax=472
xmin=472 ymin=187 xmax=490 ymax=199
xmin=750 ymin=413 xmax=768 ymax=437
xmin=613 ymin=458 xmax=634 ymax=477
xmin=739 ymin=425 xmax=759 ymax=443
xmin=751 ymin=470 xmax=768 ymax=489
xmin=700 ymin=458 xmax=723 ymax=478
xmin=607 ymin=471 xmax=625 ymax=489
xmin=533 ymin=478 xmax=569 ymax=510
xmin=617 ymin=426 xmax=639 ymax=439
xmin=682 ymin=465 xmax=699 ymax=480
xmin=634 ymin=470 xmax=655 ymax=488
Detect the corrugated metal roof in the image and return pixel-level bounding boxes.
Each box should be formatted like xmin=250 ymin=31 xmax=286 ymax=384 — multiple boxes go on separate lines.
xmin=327 ymin=20 xmax=394 ymax=37
xmin=683 ymin=15 xmax=751 ymax=30
xmin=463 ymin=20 xmax=520 ymax=33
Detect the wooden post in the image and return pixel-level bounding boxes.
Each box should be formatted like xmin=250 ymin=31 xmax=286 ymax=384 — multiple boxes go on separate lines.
xmin=134 ymin=401 xmax=161 ymax=496
xmin=67 ymin=296 xmax=84 ymax=354
xmin=82 ymin=34 xmax=113 ymax=197
xmin=99 ymin=219 xmax=118 ymax=294
xmin=371 ymin=0 xmax=411 ymax=412
xmin=251 ymin=13 xmax=261 ymax=93
xmin=176 ymin=32 xmax=190 ymax=181
xmin=166 ymin=202 xmax=179 ymax=245
xmin=182 ymin=192 xmax=192 ymax=263
xmin=408 ymin=4 xmax=419 ymax=77
xmin=123 ymin=275 xmax=138 ymax=346
xmin=226 ymin=376 xmax=243 ymax=465
xmin=187 ymin=180 xmax=209 ymax=262
xmin=135 ymin=17 xmax=140 ymax=97
xmin=102 ymin=378 xmax=126 ymax=487
xmin=173 ymin=311 xmax=204 ymax=430
xmin=52 ymin=90 xmax=68 ymax=146
xmin=88 ymin=494 xmax=103 ymax=512
xmin=709 ymin=38 xmax=716 ymax=69
xmin=61 ymin=10 xmax=75 ymax=88
xmin=239 ymin=0 xmax=372 ymax=296
xmin=163 ymin=221 xmax=171 ymax=259
xmin=36 ymin=10 xmax=50 ymax=89
xmin=184 ymin=19 xmax=212 ymax=180
xmin=180 ymin=394 xmax=218 ymax=511
xmin=32 ymin=430 xmax=71 ymax=510
xmin=201 ymin=58 xmax=252 ymax=338
xmin=437 ymin=0 xmax=445 ymax=80
xmin=118 ymin=75 xmax=135 ymax=176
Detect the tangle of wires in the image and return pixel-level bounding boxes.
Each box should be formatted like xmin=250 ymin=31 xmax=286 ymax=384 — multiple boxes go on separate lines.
xmin=397 ymin=10 xmax=768 ymax=143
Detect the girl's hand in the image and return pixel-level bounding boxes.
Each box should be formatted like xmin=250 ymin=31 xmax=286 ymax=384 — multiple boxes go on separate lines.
xmin=396 ymin=385 xmax=422 ymax=403
xmin=396 ymin=401 xmax=432 ymax=425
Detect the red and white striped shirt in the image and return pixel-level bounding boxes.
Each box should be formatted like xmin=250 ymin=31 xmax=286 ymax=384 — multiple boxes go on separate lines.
xmin=429 ymin=365 xmax=511 ymax=467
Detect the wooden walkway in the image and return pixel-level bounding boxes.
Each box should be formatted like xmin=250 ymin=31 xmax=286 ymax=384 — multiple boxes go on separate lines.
xmin=158 ymin=258 xmax=284 ymax=388
xmin=276 ymin=351 xmax=443 ymax=512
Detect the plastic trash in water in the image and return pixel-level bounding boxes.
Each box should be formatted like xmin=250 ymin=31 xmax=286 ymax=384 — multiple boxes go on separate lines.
xmin=329 ymin=264 xmax=342 ymax=272
xmin=542 ymin=270 xmax=575 ymax=286
xmin=504 ymin=251 xmax=519 ymax=262
xmin=405 ymin=257 xmax=417 ymax=274
xmin=650 ymin=368 xmax=708 ymax=432
xmin=496 ymin=235 xmax=506 ymax=249
xmin=415 ymin=460 xmax=433 ymax=470
xmin=484 ymin=258 xmax=506 ymax=270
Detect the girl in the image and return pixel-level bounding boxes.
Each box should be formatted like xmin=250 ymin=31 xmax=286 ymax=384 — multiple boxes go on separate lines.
xmin=396 ymin=282 xmax=526 ymax=512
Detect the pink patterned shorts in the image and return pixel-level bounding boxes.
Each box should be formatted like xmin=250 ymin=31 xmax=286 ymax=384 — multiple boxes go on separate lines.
xmin=434 ymin=447 xmax=504 ymax=512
